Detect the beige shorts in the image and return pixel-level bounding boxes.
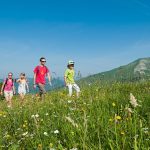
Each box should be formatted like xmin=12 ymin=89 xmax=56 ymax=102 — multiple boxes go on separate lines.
xmin=4 ymin=91 xmax=13 ymax=99
xmin=37 ymin=83 xmax=46 ymax=95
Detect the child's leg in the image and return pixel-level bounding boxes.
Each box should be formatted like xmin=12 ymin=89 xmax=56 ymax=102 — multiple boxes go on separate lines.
xmin=67 ymin=84 xmax=73 ymax=97
xmin=20 ymin=93 xmax=25 ymax=105
xmin=73 ymin=84 xmax=80 ymax=98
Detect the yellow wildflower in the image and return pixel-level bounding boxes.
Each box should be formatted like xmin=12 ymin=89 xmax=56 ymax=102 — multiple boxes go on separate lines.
xmin=49 ymin=143 xmax=53 ymax=148
xmin=116 ymin=115 xmax=122 ymax=120
xmin=121 ymin=131 xmax=125 ymax=135
xmin=112 ymin=102 xmax=116 ymax=107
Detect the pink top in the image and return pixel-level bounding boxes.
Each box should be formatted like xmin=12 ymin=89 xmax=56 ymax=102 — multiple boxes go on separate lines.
xmin=34 ymin=66 xmax=49 ymax=84
xmin=4 ymin=79 xmax=14 ymax=92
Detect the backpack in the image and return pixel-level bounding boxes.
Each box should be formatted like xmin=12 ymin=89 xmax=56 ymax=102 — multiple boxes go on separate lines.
xmin=3 ymin=78 xmax=14 ymax=91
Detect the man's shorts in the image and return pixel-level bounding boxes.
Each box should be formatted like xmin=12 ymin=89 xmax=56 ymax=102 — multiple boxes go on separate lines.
xmin=37 ymin=83 xmax=46 ymax=95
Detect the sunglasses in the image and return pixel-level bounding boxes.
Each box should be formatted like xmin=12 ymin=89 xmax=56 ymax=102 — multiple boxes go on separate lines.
xmin=41 ymin=60 xmax=46 ymax=62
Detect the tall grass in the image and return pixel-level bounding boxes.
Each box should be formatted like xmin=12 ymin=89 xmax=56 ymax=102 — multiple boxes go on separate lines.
xmin=0 ymin=82 xmax=149 ymax=149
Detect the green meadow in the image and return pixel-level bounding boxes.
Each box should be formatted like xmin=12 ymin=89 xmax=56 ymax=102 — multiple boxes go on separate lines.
xmin=0 ymin=82 xmax=150 ymax=150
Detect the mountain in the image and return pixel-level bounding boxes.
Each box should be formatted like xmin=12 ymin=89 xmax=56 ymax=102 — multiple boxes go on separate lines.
xmin=80 ymin=57 xmax=150 ymax=84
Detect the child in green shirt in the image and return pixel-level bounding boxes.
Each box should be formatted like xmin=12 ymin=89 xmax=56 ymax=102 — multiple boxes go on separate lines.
xmin=64 ymin=60 xmax=80 ymax=97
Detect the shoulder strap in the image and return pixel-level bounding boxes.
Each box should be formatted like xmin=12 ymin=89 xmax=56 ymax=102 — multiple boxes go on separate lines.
xmin=3 ymin=78 xmax=8 ymax=91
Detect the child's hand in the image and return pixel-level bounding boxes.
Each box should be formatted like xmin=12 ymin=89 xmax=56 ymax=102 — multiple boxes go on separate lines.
xmin=33 ymin=84 xmax=36 ymax=89
xmin=0 ymin=91 xmax=3 ymax=95
xmin=49 ymin=81 xmax=52 ymax=86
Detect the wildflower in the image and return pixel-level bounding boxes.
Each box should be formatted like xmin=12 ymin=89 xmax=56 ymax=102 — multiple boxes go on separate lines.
xmin=38 ymin=144 xmax=42 ymax=150
xmin=54 ymin=130 xmax=59 ymax=134
xmin=35 ymin=114 xmax=39 ymax=118
xmin=112 ymin=102 xmax=116 ymax=107
xmin=68 ymin=100 xmax=72 ymax=103
xmin=65 ymin=116 xmax=79 ymax=128
xmin=22 ymin=132 xmax=28 ymax=136
xmin=116 ymin=115 xmax=122 ymax=120
xmin=127 ymin=107 xmax=132 ymax=113
xmin=109 ymin=118 xmax=113 ymax=122
xmin=49 ymin=143 xmax=53 ymax=148
xmin=121 ymin=131 xmax=125 ymax=135
xmin=4 ymin=134 xmax=11 ymax=139
xmin=31 ymin=115 xmax=35 ymax=118
xmin=70 ymin=148 xmax=78 ymax=150
xmin=45 ymin=113 xmax=49 ymax=116
xmin=44 ymin=132 xmax=48 ymax=136
xmin=142 ymin=128 xmax=149 ymax=134
xmin=130 ymin=93 xmax=138 ymax=108
xmin=22 ymin=124 xmax=26 ymax=128
xmin=71 ymin=131 xmax=75 ymax=136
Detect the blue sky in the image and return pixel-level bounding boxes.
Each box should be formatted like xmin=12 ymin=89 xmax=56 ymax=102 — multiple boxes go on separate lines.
xmin=0 ymin=0 xmax=150 ymax=78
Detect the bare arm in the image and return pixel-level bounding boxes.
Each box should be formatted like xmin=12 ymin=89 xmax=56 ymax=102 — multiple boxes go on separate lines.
xmin=1 ymin=81 xmax=5 ymax=94
xmin=13 ymin=84 xmax=16 ymax=94
xmin=33 ymin=73 xmax=36 ymax=85
xmin=26 ymin=82 xmax=29 ymax=92
xmin=33 ymin=73 xmax=37 ymax=88
xmin=47 ymin=72 xmax=51 ymax=83
xmin=16 ymin=79 xmax=20 ymax=83
xmin=64 ymin=76 xmax=67 ymax=86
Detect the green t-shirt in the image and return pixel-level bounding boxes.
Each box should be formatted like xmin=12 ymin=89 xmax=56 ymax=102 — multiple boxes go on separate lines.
xmin=64 ymin=69 xmax=75 ymax=84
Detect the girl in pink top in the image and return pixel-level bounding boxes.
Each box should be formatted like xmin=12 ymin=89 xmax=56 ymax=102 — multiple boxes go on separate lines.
xmin=1 ymin=73 xmax=16 ymax=108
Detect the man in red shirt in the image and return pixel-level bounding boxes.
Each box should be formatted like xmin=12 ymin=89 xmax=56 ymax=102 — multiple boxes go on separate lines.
xmin=33 ymin=57 xmax=51 ymax=100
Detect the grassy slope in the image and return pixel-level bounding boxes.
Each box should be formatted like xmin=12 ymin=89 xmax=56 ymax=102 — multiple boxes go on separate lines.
xmin=80 ymin=57 xmax=150 ymax=84
xmin=0 ymin=82 xmax=150 ymax=149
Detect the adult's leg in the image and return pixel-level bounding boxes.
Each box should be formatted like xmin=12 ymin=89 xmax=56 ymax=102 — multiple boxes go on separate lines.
xmin=37 ymin=83 xmax=46 ymax=100
xmin=9 ymin=91 xmax=13 ymax=107
xmin=73 ymin=84 xmax=80 ymax=98
xmin=67 ymin=84 xmax=73 ymax=97
xmin=4 ymin=92 xmax=10 ymax=107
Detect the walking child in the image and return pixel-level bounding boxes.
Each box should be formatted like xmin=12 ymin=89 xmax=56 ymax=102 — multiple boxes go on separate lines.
xmin=16 ymin=73 xmax=29 ymax=105
xmin=0 ymin=72 xmax=15 ymax=108
xmin=64 ymin=60 xmax=80 ymax=98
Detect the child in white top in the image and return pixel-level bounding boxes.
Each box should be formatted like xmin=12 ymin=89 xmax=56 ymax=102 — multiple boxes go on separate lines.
xmin=17 ymin=73 xmax=29 ymax=104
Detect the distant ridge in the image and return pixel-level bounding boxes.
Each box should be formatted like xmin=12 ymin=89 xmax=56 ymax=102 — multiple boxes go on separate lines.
xmin=80 ymin=57 xmax=150 ymax=83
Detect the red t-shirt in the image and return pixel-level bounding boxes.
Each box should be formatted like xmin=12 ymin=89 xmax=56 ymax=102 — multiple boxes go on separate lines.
xmin=34 ymin=66 xmax=49 ymax=84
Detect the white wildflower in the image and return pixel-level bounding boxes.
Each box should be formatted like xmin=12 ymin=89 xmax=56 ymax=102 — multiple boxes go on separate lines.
xmin=130 ymin=93 xmax=139 ymax=108
xmin=68 ymin=100 xmax=72 ymax=103
xmin=35 ymin=114 xmax=39 ymax=118
xmin=31 ymin=115 xmax=35 ymax=118
xmin=54 ymin=130 xmax=59 ymax=134
xmin=22 ymin=132 xmax=28 ymax=136
xmin=70 ymin=148 xmax=78 ymax=150
xmin=44 ymin=132 xmax=48 ymax=136
xmin=45 ymin=113 xmax=49 ymax=116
